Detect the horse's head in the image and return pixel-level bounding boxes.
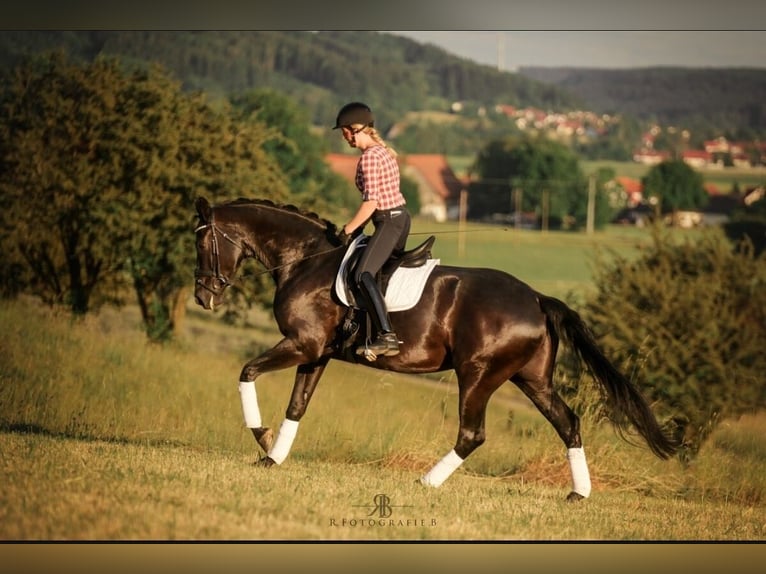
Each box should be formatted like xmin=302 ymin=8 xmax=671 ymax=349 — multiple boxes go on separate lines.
xmin=193 ymin=197 xmax=245 ymax=311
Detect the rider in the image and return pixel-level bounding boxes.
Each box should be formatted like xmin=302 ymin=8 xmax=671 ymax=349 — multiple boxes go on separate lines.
xmin=334 ymin=101 xmax=411 ymax=358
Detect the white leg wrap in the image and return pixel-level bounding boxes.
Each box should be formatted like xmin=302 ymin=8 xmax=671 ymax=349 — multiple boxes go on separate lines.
xmin=238 ymin=381 xmax=262 ymax=428
xmin=267 ymin=419 xmax=299 ymax=465
xmin=567 ymin=447 xmax=592 ymax=498
xmin=420 ymin=449 xmax=464 ymax=487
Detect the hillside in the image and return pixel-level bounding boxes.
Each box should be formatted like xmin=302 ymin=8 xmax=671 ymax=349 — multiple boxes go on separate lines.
xmin=0 ymin=30 xmax=582 ymax=128
xmin=519 ymin=66 xmax=766 ymax=138
xmin=2 ymin=31 xmax=765 ymax=150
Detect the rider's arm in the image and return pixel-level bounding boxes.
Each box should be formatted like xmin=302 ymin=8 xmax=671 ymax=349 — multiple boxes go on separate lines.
xmin=343 ymin=200 xmax=377 ymax=235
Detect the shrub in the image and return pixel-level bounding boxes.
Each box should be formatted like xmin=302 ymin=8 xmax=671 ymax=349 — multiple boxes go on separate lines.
xmin=570 ymin=226 xmax=766 ymax=460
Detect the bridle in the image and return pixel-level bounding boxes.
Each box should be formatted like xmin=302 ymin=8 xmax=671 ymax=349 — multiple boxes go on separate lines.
xmin=194 ymin=218 xmax=246 ymax=296
xmin=194 ymin=207 xmax=349 ymax=293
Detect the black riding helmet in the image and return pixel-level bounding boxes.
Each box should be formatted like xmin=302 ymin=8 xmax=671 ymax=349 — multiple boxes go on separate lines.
xmin=333 ymin=102 xmax=374 ymax=130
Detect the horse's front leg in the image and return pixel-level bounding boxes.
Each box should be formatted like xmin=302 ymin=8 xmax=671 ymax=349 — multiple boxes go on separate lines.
xmin=237 ymin=337 xmax=308 ymax=455
xmin=236 ymin=336 xmax=328 ymax=465
xmin=256 ymin=356 xmax=329 ymax=467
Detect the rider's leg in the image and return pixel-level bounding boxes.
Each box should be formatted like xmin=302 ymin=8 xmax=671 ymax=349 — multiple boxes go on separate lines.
xmin=357 ymin=271 xmax=399 ymax=357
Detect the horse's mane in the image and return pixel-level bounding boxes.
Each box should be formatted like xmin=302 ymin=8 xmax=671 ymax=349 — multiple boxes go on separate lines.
xmin=226 ymin=197 xmax=339 ymax=234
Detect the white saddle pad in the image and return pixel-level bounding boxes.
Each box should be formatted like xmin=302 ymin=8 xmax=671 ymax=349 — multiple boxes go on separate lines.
xmin=335 ymin=236 xmax=440 ymax=312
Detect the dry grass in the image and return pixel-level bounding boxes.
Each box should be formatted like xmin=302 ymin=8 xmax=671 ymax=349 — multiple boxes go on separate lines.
xmin=1 ymin=294 xmax=765 ymax=541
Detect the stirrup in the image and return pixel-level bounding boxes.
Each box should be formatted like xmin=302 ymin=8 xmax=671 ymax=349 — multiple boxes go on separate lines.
xmin=356 ymin=332 xmax=400 ymax=361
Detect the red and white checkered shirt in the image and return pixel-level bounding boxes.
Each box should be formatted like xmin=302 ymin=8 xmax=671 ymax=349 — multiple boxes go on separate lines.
xmin=355 ymin=145 xmax=406 ymax=210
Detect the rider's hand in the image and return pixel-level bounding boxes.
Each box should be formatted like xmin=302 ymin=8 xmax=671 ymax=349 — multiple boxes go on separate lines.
xmin=336 ymin=227 xmax=351 ymax=246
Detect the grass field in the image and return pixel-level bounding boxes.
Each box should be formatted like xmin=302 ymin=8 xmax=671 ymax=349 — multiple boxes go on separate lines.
xmin=1 ymin=219 xmax=765 ymax=541
xmin=581 ymin=160 xmax=766 ymax=194
xmin=447 ymin=156 xmax=766 ymax=194
xmin=409 ymin=219 xmax=656 ymax=300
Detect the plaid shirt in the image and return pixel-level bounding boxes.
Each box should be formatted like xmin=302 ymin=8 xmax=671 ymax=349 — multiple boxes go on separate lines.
xmin=355 ymin=145 xmax=406 ymax=210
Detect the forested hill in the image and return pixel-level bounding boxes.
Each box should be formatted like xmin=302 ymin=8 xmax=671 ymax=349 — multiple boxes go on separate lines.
xmin=0 ymin=30 xmax=582 ymax=127
xmin=519 ymin=66 xmax=766 ymax=137
xmin=2 ymin=31 xmax=764 ymax=137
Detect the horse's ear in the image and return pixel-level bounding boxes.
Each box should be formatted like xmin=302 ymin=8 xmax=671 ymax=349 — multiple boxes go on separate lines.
xmin=196 ymin=197 xmax=212 ymax=222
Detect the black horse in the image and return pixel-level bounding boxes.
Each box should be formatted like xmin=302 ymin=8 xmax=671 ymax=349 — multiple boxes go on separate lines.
xmin=193 ymin=197 xmax=678 ymax=500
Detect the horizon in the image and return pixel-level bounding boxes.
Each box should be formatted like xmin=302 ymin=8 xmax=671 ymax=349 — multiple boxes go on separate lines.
xmin=389 ymin=31 xmax=766 ymax=72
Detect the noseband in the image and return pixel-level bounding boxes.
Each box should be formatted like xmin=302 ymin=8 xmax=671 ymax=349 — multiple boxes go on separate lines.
xmin=194 ymin=218 xmax=245 ymax=296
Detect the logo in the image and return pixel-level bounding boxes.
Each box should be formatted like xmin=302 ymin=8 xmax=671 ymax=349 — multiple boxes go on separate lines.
xmin=328 ymin=493 xmax=437 ymax=528
xmin=355 ymin=493 xmax=409 ymax=518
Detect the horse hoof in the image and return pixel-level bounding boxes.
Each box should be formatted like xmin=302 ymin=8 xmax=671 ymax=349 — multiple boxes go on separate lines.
xmin=255 ymin=456 xmax=276 ymax=468
xmin=566 ymin=491 xmax=586 ymax=502
xmin=251 ymin=427 xmax=274 ymax=453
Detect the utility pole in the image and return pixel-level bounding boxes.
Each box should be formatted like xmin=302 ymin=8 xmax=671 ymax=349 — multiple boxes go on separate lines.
xmin=586 ymin=174 xmax=596 ymax=235
xmin=458 ymin=188 xmax=468 ymax=258
xmin=496 ymin=32 xmax=505 ymax=71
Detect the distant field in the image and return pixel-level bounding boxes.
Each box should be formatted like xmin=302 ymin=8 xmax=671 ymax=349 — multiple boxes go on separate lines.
xmin=582 ymin=160 xmax=766 ymax=193
xmin=408 ymin=219 xmax=655 ymax=300
xmin=447 ymin=156 xmax=766 ymax=194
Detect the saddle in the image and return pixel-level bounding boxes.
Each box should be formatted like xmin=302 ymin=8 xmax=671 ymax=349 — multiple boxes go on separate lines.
xmin=335 ymin=234 xmax=437 ymax=308
xmin=334 ymin=235 xmax=439 ymax=359
xmin=377 ymin=234 xmax=436 ymax=293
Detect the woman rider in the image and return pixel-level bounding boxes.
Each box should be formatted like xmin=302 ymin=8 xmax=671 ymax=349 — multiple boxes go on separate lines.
xmin=334 ymin=102 xmax=411 ymax=358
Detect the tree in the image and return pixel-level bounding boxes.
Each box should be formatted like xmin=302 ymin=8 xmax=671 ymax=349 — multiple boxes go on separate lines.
xmin=468 ymin=134 xmax=601 ymax=229
xmin=0 ymin=52 xmax=134 ymax=313
xmin=230 ymin=89 xmax=357 ymax=214
xmin=114 ymin=86 xmax=291 ymax=341
xmin=583 ymin=166 xmax=623 ymax=229
xmin=641 ymin=159 xmax=708 ymax=219
xmin=0 ymin=52 xmax=291 ymax=340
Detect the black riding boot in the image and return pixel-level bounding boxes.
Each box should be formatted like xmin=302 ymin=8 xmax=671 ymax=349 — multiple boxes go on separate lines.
xmin=357 ymin=272 xmax=400 ymax=358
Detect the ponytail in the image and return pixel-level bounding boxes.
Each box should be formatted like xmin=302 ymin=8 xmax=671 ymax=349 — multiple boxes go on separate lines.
xmin=366 ymin=127 xmax=398 ymax=158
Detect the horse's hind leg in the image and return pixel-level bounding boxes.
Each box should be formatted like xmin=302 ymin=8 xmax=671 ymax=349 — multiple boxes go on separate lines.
xmin=420 ymin=366 xmax=508 ymax=488
xmin=511 ymin=341 xmax=591 ymax=500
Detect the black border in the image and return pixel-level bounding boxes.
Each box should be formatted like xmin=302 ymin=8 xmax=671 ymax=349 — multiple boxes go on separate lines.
xmin=0 ymin=0 xmax=763 ymax=571
xmin=1 ymin=0 xmax=766 ymax=30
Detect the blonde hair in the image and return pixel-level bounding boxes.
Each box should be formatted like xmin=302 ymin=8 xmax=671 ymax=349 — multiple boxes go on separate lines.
xmin=352 ymin=124 xmax=398 ymax=158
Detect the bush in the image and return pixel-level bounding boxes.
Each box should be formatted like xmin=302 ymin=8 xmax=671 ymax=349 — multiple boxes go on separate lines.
xmin=571 ymin=226 xmax=766 ymax=460
xmin=723 ymin=194 xmax=766 ymax=257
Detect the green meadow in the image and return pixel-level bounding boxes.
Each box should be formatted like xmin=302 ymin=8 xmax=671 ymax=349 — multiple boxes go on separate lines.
xmin=449 ymin=156 xmax=766 ymax=194
xmin=411 ymin=218 xmax=652 ymax=299
xmin=1 ymin=223 xmax=764 ymax=541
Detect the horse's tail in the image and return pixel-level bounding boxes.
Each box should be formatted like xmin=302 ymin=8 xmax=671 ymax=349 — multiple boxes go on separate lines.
xmin=538 ymin=294 xmax=679 ymax=459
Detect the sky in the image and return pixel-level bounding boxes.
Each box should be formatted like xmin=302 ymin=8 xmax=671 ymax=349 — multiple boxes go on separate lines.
xmin=389 ymin=31 xmax=766 ymax=71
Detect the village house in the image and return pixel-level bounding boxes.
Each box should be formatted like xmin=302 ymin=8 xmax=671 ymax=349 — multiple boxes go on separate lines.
xmin=634 ymin=136 xmax=766 ymax=169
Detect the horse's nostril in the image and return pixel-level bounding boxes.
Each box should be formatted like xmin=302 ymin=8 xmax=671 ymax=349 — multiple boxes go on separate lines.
xmin=194 ymin=294 xmax=205 ymax=307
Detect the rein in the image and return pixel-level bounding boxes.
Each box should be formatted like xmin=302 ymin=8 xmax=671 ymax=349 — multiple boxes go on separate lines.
xmin=242 ymin=245 xmax=344 ymax=279
xmin=195 ymin=219 xmax=344 ymax=287
xmin=195 ymin=210 xmax=507 ymax=290
xmin=241 ymin=227 xmax=507 ymax=279
xmin=409 ymin=227 xmax=510 ymax=236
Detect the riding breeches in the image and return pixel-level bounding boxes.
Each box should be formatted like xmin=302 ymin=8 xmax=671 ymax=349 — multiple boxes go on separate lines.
xmin=353 ymin=207 xmax=411 ymax=285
